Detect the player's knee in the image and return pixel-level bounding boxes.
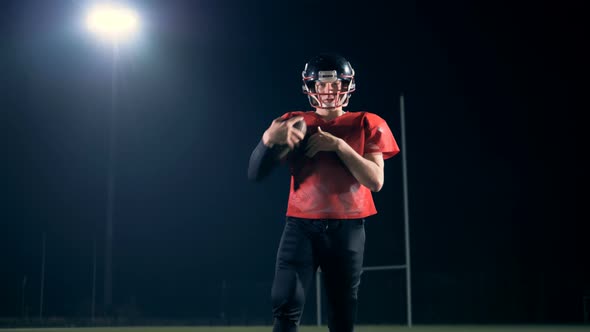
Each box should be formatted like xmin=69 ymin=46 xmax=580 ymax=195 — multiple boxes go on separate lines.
xmin=271 ymin=282 xmax=305 ymax=312
xmin=271 ymin=272 xmax=305 ymax=319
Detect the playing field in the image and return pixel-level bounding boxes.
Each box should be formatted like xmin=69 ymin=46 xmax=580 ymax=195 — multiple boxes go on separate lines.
xmin=1 ymin=325 xmax=587 ymax=332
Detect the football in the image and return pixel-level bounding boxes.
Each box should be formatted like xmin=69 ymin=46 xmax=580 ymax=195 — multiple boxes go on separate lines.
xmin=273 ymin=118 xmax=307 ymax=160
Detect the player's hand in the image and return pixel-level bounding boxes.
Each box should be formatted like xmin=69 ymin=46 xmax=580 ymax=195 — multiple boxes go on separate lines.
xmin=305 ymin=127 xmax=342 ymax=158
xmin=263 ymin=116 xmax=306 ymax=150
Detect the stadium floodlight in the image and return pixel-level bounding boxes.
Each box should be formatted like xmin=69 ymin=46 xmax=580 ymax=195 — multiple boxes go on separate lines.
xmin=86 ymin=3 xmax=140 ymax=42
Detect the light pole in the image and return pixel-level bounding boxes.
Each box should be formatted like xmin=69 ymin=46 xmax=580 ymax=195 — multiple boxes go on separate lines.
xmin=85 ymin=2 xmax=140 ymax=314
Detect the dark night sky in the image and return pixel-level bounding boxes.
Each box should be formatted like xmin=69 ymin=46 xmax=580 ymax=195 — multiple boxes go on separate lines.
xmin=1 ymin=0 xmax=584 ymax=325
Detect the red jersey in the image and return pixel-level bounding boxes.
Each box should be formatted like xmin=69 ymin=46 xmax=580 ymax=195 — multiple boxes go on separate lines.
xmin=280 ymin=111 xmax=400 ymax=219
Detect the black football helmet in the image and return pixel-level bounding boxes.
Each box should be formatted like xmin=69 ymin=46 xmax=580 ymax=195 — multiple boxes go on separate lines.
xmin=301 ymin=53 xmax=356 ymax=108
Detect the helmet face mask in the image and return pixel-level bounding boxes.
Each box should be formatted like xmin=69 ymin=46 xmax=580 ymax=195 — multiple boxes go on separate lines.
xmin=302 ymin=54 xmax=356 ymax=109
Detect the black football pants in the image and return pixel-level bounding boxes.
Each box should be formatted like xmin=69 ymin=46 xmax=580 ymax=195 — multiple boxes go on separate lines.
xmin=271 ymin=216 xmax=365 ymax=332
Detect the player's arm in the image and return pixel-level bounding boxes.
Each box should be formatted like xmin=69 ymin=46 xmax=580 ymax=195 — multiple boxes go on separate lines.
xmin=247 ymin=139 xmax=279 ymax=182
xmin=335 ymin=143 xmax=384 ymax=192
xmin=247 ymin=116 xmax=305 ymax=182
xmin=305 ymin=126 xmax=384 ymax=192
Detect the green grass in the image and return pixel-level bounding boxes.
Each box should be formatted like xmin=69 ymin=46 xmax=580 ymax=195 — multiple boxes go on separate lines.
xmin=1 ymin=325 xmax=588 ymax=332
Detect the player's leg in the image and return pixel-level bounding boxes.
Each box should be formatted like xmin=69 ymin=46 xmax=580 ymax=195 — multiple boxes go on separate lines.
xmin=319 ymin=219 xmax=365 ymax=332
xmin=271 ymin=217 xmax=318 ymax=332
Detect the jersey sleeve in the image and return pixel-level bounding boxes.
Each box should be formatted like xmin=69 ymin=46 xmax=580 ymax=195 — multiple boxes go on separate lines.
xmin=280 ymin=111 xmax=306 ymax=121
xmin=363 ymin=113 xmax=400 ymax=160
